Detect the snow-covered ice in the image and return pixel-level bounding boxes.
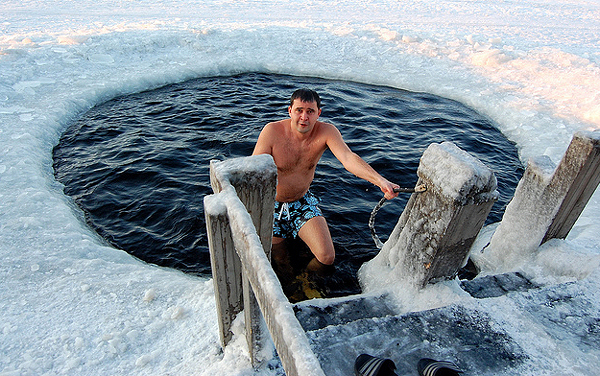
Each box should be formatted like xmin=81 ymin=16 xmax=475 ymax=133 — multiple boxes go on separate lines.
xmin=1 ymin=0 xmax=600 ymax=374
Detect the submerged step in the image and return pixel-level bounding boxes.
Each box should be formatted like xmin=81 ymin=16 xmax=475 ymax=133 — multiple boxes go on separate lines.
xmin=460 ymin=272 xmax=541 ymax=299
xmin=294 ymin=294 xmax=398 ymax=332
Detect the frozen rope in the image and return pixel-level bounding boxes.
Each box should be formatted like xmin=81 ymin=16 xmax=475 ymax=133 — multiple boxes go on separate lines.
xmin=369 ymin=184 xmax=427 ymax=249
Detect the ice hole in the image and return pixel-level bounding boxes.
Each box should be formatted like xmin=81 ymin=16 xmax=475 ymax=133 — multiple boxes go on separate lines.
xmin=53 ymin=73 xmax=523 ymax=299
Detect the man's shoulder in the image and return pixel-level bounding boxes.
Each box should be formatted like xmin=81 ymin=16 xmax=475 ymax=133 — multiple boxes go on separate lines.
xmin=268 ymin=119 xmax=289 ymax=126
xmin=316 ymin=121 xmax=341 ymax=136
xmin=317 ymin=120 xmax=336 ymax=129
xmin=264 ymin=119 xmax=289 ymax=132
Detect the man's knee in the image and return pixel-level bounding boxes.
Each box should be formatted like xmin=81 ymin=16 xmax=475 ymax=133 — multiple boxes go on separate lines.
xmin=315 ymin=251 xmax=335 ymax=265
xmin=298 ymin=216 xmax=335 ymax=265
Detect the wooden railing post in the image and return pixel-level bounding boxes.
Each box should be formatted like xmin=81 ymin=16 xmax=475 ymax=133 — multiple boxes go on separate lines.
xmin=208 ymin=155 xmax=277 ymax=364
xmin=481 ymin=130 xmax=600 ymax=271
xmin=361 ymin=142 xmax=498 ymax=288
xmin=204 ymin=196 xmax=241 ymax=347
xmin=204 ymin=154 xmax=326 ymax=376
xmin=543 ymin=131 xmax=600 ymax=242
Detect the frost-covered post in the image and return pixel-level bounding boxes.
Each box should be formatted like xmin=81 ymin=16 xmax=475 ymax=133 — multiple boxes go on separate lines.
xmin=206 ymin=155 xmax=277 ymax=356
xmin=205 ymin=155 xmax=326 ymax=376
xmin=204 ymin=196 xmax=241 ymax=347
xmin=481 ymin=130 xmax=600 ymax=271
xmin=360 ymin=142 xmax=498 ymax=288
xmin=543 ymin=131 xmax=600 ymax=242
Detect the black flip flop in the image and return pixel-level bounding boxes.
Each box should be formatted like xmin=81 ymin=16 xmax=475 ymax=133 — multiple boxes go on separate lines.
xmin=354 ymin=354 xmax=398 ymax=376
xmin=417 ymin=358 xmax=463 ymax=376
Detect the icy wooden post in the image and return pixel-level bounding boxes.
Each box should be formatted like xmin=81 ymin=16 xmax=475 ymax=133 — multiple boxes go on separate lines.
xmin=483 ymin=130 xmax=600 ymax=270
xmin=362 ymin=142 xmax=498 ymax=288
xmin=207 ymin=155 xmax=277 ymax=357
xmin=205 ymin=198 xmax=241 ymax=347
xmin=543 ymin=131 xmax=600 ymax=242
xmin=205 ymin=155 xmax=326 ymax=376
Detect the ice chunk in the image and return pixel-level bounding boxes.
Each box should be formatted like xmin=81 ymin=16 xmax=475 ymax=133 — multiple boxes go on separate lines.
xmin=143 ymin=288 xmax=156 ymax=302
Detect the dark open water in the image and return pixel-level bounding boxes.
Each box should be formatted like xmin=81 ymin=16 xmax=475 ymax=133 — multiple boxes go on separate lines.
xmin=53 ymin=73 xmax=523 ymax=298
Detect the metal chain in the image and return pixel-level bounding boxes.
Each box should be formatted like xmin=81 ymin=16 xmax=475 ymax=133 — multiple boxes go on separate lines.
xmin=369 ymin=185 xmax=427 ymax=249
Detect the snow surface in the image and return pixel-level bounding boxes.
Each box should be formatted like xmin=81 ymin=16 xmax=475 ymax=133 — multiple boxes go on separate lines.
xmin=1 ymin=0 xmax=600 ymax=374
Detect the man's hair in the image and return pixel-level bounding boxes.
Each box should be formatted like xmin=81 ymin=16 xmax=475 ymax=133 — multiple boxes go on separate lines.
xmin=290 ymin=88 xmax=321 ymax=109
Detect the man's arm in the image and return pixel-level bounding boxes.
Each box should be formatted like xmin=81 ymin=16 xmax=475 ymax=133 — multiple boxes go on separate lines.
xmin=325 ymin=124 xmax=399 ymax=199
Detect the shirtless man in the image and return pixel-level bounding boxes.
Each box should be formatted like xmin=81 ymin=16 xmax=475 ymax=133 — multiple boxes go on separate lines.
xmin=252 ymin=89 xmax=399 ymax=269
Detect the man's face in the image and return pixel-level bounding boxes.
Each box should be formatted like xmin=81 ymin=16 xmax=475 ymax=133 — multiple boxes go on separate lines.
xmin=288 ymin=99 xmax=321 ymax=134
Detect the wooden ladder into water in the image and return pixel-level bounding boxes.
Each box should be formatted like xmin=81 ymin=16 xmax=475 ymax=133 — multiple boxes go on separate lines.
xmin=203 ymin=131 xmax=600 ymax=375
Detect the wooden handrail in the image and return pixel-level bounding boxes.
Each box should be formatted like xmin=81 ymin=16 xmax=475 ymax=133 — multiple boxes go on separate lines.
xmin=204 ymin=154 xmax=326 ymax=376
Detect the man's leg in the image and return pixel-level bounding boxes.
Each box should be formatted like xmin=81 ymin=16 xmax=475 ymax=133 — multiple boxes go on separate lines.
xmin=297 ymin=216 xmax=335 ymax=266
xmin=271 ymin=236 xmax=295 ymax=282
xmin=271 ymin=236 xmax=288 ymax=267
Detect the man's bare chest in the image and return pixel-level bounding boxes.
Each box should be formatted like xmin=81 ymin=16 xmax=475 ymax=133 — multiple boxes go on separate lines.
xmin=272 ymin=138 xmax=326 ymax=173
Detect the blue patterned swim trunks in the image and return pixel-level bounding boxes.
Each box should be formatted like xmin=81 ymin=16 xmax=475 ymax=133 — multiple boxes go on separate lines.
xmin=273 ymin=190 xmax=323 ymax=239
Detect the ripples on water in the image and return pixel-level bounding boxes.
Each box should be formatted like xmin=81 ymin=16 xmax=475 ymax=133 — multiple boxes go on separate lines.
xmin=53 ymin=73 xmax=523 ymax=298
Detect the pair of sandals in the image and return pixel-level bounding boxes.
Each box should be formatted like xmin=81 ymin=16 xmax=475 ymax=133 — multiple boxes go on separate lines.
xmin=355 ymin=354 xmax=463 ymax=376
